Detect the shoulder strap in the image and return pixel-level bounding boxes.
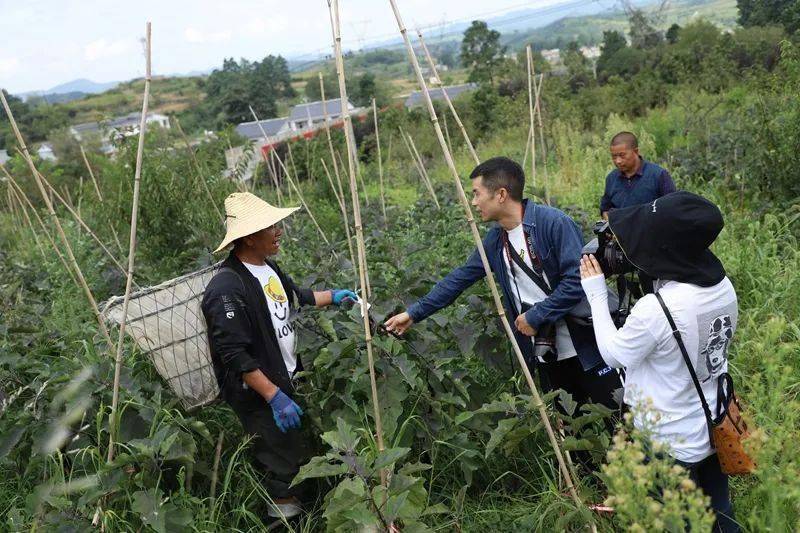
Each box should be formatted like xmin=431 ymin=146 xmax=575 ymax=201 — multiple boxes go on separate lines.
xmin=506 ymin=237 xmax=552 ymax=296
xmin=655 ymin=292 xmax=715 ymax=444
xmin=218 ymin=266 xmax=246 ymax=292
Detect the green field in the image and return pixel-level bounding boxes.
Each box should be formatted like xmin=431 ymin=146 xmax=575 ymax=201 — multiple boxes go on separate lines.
xmin=2 ymin=5 xmax=800 ymax=532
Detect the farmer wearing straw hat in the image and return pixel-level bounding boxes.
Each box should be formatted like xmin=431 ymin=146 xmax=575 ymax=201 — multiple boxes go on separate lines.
xmin=202 ymin=192 xmax=356 ymax=519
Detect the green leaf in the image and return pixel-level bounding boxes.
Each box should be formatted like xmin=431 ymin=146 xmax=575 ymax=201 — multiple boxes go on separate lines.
xmin=372 ymin=447 xmax=410 ymax=471
xmin=132 ymin=489 xmax=166 ymax=533
xmin=292 ymin=456 xmax=349 ymax=486
xmin=398 ymin=461 xmax=432 ymax=476
xmin=321 ymin=418 xmax=360 ymax=452
xmin=485 ymin=417 xmax=519 ymax=458
xmin=561 ymin=436 xmax=594 ymax=451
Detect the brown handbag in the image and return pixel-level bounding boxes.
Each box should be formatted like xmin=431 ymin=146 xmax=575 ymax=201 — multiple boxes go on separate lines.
xmin=656 ymin=293 xmax=756 ymax=475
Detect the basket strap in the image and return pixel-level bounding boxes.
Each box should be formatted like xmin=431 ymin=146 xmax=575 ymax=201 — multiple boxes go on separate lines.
xmin=655 ymin=292 xmax=715 ymax=446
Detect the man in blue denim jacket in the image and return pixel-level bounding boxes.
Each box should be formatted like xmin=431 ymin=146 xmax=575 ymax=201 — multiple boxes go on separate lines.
xmin=385 ymin=157 xmax=621 ymax=412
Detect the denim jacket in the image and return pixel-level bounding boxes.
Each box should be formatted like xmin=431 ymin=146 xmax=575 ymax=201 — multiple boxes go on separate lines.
xmin=407 ymin=199 xmax=604 ymax=370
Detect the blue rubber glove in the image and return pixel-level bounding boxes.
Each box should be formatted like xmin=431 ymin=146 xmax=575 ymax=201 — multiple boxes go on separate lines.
xmin=330 ymin=289 xmax=358 ymax=306
xmin=269 ymin=389 xmax=303 ymax=433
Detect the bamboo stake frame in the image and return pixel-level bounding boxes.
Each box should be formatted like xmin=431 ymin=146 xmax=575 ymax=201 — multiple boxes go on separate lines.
xmin=36 ymin=170 xmax=130 ymax=280
xmin=0 ymin=90 xmax=113 ymax=347
xmin=526 ymin=45 xmax=538 ymax=190
xmin=329 ymin=0 xmax=387 ymax=485
xmin=416 ymin=29 xmax=480 ymax=165
xmin=399 ymin=127 xmax=439 ymax=208
xmin=272 ymin=153 xmax=336 ymax=255
xmin=79 ymin=145 xmax=104 ymax=202
xmin=387 ymin=0 xmax=590 ymax=521
xmin=371 ymin=98 xmax=387 ymax=224
xmin=173 ymin=117 xmax=223 ymax=220
xmin=248 ymin=106 xmax=285 ymax=207
xmin=107 ymin=22 xmax=152 ymax=463
xmin=6 ymin=180 xmax=45 ymax=259
xmin=322 ymin=157 xmax=358 ymax=271
xmin=2 ymin=167 xmax=74 ymax=276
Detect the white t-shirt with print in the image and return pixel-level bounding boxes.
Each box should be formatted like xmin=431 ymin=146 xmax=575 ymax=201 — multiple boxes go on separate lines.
xmin=584 ymin=276 xmax=738 ymax=463
xmin=243 ymin=262 xmax=297 ymax=375
xmin=504 ymin=224 xmax=577 ymax=361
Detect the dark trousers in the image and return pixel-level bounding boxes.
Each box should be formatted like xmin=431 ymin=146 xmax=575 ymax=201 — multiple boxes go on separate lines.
xmin=534 ymin=356 xmax=623 ymax=472
xmin=231 ymin=401 xmax=314 ymax=501
xmin=680 ymin=454 xmax=739 ymax=533
xmin=536 ymin=356 xmax=622 ymax=413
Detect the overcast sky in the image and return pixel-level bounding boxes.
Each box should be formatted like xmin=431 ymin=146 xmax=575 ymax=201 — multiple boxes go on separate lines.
xmin=0 ymin=0 xmax=566 ymax=94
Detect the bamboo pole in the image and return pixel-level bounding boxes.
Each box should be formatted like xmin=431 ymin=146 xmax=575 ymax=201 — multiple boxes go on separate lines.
xmin=321 ymin=158 xmax=344 ymax=210
xmin=526 ymin=45 xmax=537 ymax=191
xmin=2 ymin=167 xmax=73 ymax=273
xmin=272 ymin=154 xmax=336 ymax=254
xmin=416 ymin=29 xmax=480 ymax=165
xmin=7 ymin=182 xmax=46 ymax=259
xmin=37 ymin=170 xmax=129 ymax=279
xmin=174 ymin=118 xmax=223 ymax=220
xmin=323 ymin=159 xmax=358 ymax=271
xmin=77 ymin=175 xmax=84 ymax=219
xmin=286 ymin=142 xmax=300 ymax=203
xmin=107 ymin=22 xmax=152 ymax=463
xmin=388 ymin=0 xmax=589 ymax=519
xmin=79 ymin=145 xmax=104 ymax=202
xmin=0 ymin=92 xmax=113 ymax=347
xmin=400 ymin=127 xmax=439 ymax=207
xmin=319 ymin=74 xmax=343 ymax=196
xmin=110 ymin=225 xmax=125 ymax=257
xmin=322 ymin=158 xmax=358 ymax=271
xmin=248 ymin=106 xmax=285 ymax=207
xmin=442 ymin=110 xmax=453 ymax=155
xmin=406 ymin=132 xmax=440 ymax=208
xmin=372 ymin=98 xmax=387 ymax=224
xmin=209 ymin=431 xmax=224 ymax=506
xmin=522 ymin=122 xmax=533 ymax=169
xmin=330 ymin=0 xmax=386 ymax=481
xmin=533 ymin=72 xmax=550 ymax=205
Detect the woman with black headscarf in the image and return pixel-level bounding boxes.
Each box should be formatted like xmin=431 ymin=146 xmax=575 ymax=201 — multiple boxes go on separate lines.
xmin=580 ymin=191 xmax=739 ymax=533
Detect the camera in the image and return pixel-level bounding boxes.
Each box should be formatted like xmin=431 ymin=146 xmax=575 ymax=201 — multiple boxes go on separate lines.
xmin=581 ymin=220 xmax=636 ymax=277
xmin=519 ymin=301 xmax=558 ymax=363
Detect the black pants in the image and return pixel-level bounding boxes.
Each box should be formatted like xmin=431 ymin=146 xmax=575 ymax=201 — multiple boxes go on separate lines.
xmin=680 ymin=454 xmax=738 ymax=533
xmin=536 ymin=356 xmax=622 ymax=413
xmin=534 ymin=356 xmax=622 ymax=471
xmin=231 ymin=400 xmax=314 ymax=501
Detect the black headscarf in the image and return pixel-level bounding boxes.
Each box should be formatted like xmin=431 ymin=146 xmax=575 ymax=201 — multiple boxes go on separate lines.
xmin=608 ymin=191 xmax=726 ymax=287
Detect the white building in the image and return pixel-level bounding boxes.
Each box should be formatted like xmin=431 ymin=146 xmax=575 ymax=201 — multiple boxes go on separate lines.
xmin=0 ymin=149 xmax=9 ymax=166
xmin=69 ymin=112 xmax=172 ymax=154
xmin=37 ymin=143 xmax=57 ymax=162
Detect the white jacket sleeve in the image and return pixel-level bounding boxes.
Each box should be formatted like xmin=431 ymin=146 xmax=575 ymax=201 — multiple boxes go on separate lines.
xmin=580 ymin=275 xmax=658 ymax=369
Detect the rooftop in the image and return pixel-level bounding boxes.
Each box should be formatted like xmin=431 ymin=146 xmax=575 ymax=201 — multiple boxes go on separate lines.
xmin=404 ymin=83 xmax=478 ymax=108
xmin=234 ymin=117 xmax=288 ymax=140
xmin=288 ymin=98 xmax=350 ymax=122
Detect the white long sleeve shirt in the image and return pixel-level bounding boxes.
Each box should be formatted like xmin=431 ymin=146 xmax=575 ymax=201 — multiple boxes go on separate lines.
xmin=581 ymin=274 xmax=738 ymax=463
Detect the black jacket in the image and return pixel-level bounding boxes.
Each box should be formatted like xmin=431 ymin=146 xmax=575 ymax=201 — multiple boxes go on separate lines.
xmin=201 ymin=252 xmax=315 ymax=408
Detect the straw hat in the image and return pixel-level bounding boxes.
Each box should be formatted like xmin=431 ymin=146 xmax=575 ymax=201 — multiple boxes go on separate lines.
xmin=213 ymin=192 xmax=299 ymax=253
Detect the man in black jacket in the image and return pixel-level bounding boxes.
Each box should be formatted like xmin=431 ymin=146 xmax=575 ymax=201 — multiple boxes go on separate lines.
xmin=202 ymin=192 xmax=355 ymax=519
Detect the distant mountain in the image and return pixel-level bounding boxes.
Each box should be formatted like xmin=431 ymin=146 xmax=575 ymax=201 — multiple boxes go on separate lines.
xmin=20 ymin=78 xmax=120 ymax=102
xmin=46 ymin=78 xmax=119 ymax=95
xmin=26 ymin=91 xmax=88 ymax=105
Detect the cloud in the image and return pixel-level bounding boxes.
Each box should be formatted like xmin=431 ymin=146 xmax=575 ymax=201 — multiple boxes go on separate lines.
xmin=184 ymin=27 xmax=232 ymax=44
xmin=84 ymin=39 xmax=134 ymax=61
xmin=0 ymin=57 xmax=20 ymax=76
xmin=243 ymin=16 xmax=290 ymax=37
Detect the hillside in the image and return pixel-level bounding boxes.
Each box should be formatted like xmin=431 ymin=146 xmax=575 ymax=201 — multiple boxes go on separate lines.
xmin=57 ymin=76 xmax=206 ymax=125
xmin=503 ymin=0 xmax=739 ymax=49
xmin=12 ymin=0 xmax=737 ymax=135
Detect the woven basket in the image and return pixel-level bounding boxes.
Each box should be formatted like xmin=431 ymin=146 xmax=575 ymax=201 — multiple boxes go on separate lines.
xmin=101 ymin=262 xmax=222 ymax=410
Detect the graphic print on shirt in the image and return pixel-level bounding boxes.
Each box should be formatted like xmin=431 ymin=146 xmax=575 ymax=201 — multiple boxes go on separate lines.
xmin=263 ymin=276 xmax=293 ymax=339
xmin=695 ymin=301 xmax=737 ymax=382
